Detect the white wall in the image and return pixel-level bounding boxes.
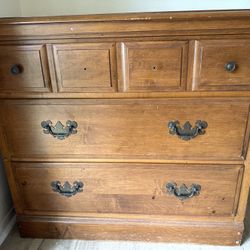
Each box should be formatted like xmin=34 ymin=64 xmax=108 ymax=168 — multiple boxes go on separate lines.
xmin=0 ymin=1 xmax=18 ymax=244
xmin=0 ymin=161 xmax=12 ymax=224
xmin=0 ymin=0 xmax=21 ymax=17
xmin=19 ymin=0 xmax=250 ymax=17
xmin=0 ymin=0 xmax=250 ymax=17
xmin=0 ymin=159 xmax=14 ymax=245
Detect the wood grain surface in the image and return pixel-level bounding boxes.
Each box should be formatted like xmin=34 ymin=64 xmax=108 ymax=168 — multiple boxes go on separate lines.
xmin=52 ymin=43 xmax=117 ymax=93
xmin=13 ymin=162 xmax=243 ymax=217
xmin=1 ymin=99 xmax=249 ymax=161
xmin=117 ymin=41 xmax=188 ymax=92
xmin=189 ymin=40 xmax=250 ymax=91
xmin=16 ymin=216 xmax=244 ymax=246
xmin=0 ymin=10 xmax=250 ymax=246
xmin=0 ymin=45 xmax=51 ymax=92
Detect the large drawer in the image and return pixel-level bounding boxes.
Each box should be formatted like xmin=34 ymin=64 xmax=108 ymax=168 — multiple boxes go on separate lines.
xmin=1 ymin=99 xmax=249 ymax=160
xmin=14 ymin=162 xmax=243 ymax=217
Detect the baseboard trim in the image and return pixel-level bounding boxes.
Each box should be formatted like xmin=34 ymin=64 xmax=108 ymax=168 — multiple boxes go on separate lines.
xmin=0 ymin=208 xmax=16 ymax=246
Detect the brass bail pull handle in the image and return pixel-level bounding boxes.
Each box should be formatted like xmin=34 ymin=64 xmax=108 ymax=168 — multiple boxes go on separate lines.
xmin=51 ymin=181 xmax=84 ymax=197
xmin=166 ymin=182 xmax=201 ymax=201
xmin=41 ymin=120 xmax=78 ymax=140
xmin=168 ymin=120 xmax=208 ymax=141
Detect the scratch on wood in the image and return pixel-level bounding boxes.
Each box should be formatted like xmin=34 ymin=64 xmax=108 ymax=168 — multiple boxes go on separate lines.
xmin=126 ymin=17 xmax=152 ymax=21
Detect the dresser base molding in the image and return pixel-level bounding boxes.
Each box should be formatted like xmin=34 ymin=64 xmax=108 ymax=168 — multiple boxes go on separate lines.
xmin=17 ymin=216 xmax=243 ymax=246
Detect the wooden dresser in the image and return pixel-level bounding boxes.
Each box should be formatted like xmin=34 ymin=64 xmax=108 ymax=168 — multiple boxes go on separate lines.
xmin=0 ymin=10 xmax=250 ymax=246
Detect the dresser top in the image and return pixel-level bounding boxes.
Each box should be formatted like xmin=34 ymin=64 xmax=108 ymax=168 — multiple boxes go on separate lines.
xmin=1 ymin=9 xmax=250 ymax=40
xmin=0 ymin=9 xmax=250 ymax=24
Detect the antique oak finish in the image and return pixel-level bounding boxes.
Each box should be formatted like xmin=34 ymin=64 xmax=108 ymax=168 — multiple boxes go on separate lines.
xmin=0 ymin=45 xmax=51 ymax=92
xmin=117 ymin=41 xmax=188 ymax=92
xmin=189 ymin=40 xmax=250 ymax=91
xmin=13 ymin=163 xmax=243 ymax=217
xmin=1 ymin=99 xmax=248 ymax=160
xmin=52 ymin=43 xmax=117 ymax=92
xmin=1 ymin=10 xmax=250 ymax=246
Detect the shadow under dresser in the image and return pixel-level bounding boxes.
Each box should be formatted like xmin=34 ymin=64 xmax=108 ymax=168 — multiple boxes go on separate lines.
xmin=0 ymin=10 xmax=250 ymax=246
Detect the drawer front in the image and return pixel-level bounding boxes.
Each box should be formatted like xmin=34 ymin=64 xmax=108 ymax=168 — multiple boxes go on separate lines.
xmin=0 ymin=45 xmax=51 ymax=92
xmin=52 ymin=43 xmax=117 ymax=92
xmin=14 ymin=163 xmax=243 ymax=217
xmin=189 ymin=40 xmax=250 ymax=91
xmin=1 ymin=100 xmax=249 ymax=160
xmin=118 ymin=41 xmax=188 ymax=92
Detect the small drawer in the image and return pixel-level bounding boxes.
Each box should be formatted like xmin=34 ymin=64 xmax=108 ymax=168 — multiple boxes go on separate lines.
xmin=189 ymin=40 xmax=250 ymax=91
xmin=52 ymin=43 xmax=117 ymax=92
xmin=0 ymin=45 xmax=51 ymax=92
xmin=118 ymin=41 xmax=188 ymax=92
xmin=14 ymin=162 xmax=243 ymax=217
xmin=1 ymin=99 xmax=249 ymax=161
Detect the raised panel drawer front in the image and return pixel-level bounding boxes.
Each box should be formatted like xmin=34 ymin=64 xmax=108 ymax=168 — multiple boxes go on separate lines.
xmin=0 ymin=45 xmax=51 ymax=92
xmin=118 ymin=41 xmax=188 ymax=92
xmin=1 ymin=99 xmax=249 ymax=161
xmin=14 ymin=163 xmax=243 ymax=217
xmin=52 ymin=43 xmax=117 ymax=92
xmin=189 ymin=40 xmax=250 ymax=91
